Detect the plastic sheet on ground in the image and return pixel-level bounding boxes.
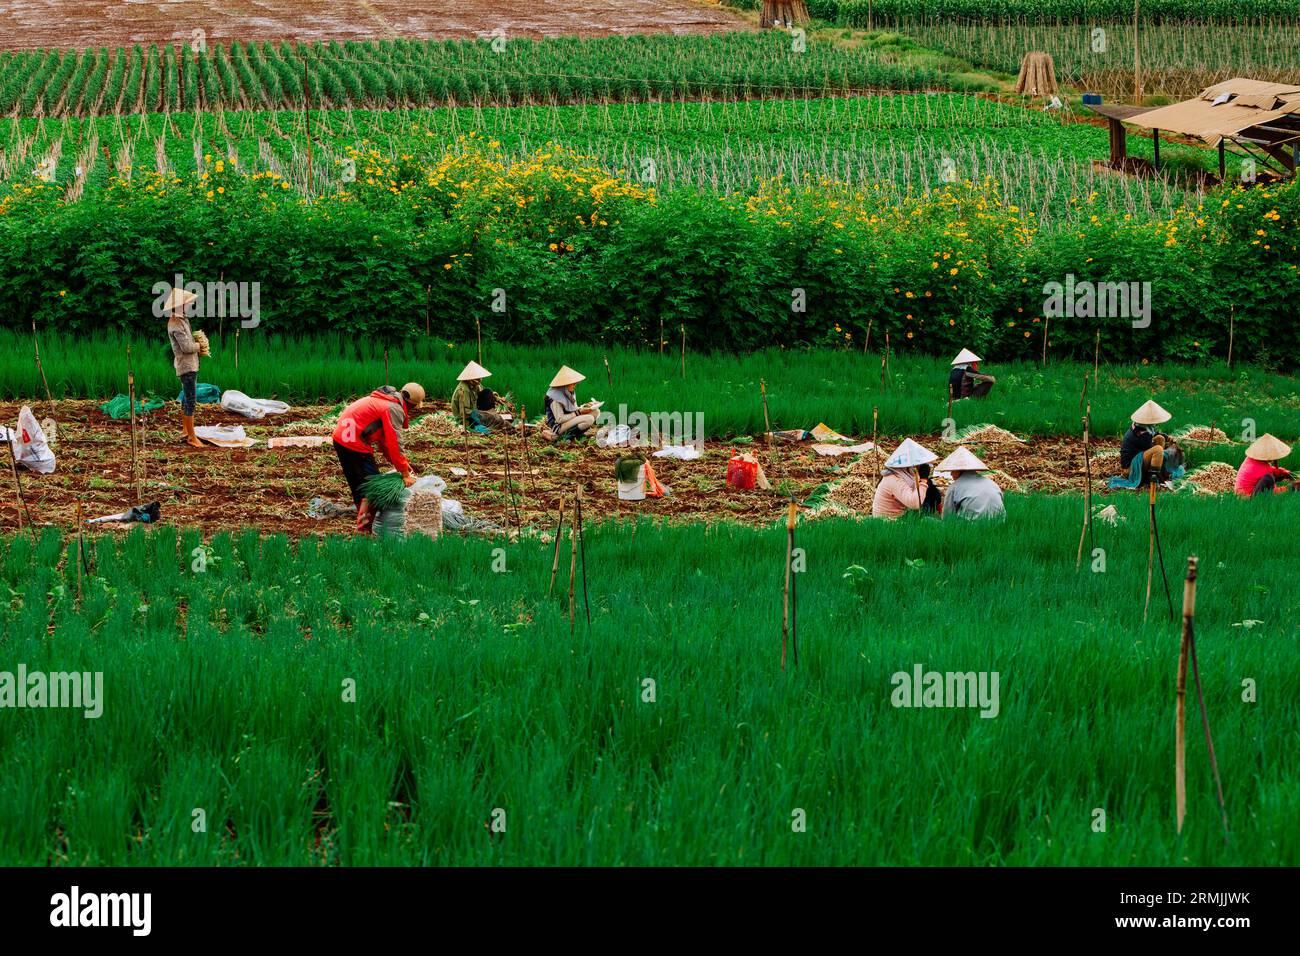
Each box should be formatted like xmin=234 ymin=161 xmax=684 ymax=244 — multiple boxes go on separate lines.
xmin=810 ymin=423 xmax=853 ymax=442
xmin=267 ymin=435 xmax=333 ymax=448
xmin=194 ymin=424 xmax=258 ymax=448
xmin=99 ymin=394 xmax=165 ymax=420
xmin=221 ymin=390 xmax=291 ymax=419
xmin=811 ymin=441 xmax=876 ymax=457
xmin=652 ymin=444 xmax=702 ymax=460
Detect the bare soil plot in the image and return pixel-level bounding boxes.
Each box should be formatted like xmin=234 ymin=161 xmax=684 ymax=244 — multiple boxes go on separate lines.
xmin=1 ymin=399 xmax=1132 ymax=537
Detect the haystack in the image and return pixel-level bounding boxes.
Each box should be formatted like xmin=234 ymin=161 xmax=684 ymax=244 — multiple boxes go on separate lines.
xmin=760 ymin=0 xmax=809 ymax=28
xmin=1015 ymin=52 xmax=1058 ymax=96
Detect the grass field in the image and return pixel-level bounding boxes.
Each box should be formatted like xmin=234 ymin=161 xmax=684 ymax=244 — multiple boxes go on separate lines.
xmin=1 ymin=498 xmax=1295 ymax=865
xmin=6 ymin=333 xmax=1299 ymax=439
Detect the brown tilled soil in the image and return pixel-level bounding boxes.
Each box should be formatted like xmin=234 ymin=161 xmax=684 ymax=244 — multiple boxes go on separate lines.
xmin=0 ymin=0 xmax=748 ymax=49
xmin=1 ymin=399 xmax=1141 ymax=538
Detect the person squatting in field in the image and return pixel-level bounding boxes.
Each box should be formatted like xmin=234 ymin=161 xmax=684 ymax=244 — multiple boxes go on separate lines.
xmin=937 ymin=446 xmax=1005 ymax=519
xmin=332 ymin=382 xmax=425 ymax=533
xmin=162 ymin=286 xmax=210 ymax=448
xmin=543 ymin=365 xmax=600 ymax=440
xmin=450 ymin=361 xmax=511 ymax=432
xmin=1116 ymin=399 xmax=1185 ymax=488
xmin=872 ymin=438 xmax=942 ymax=518
xmin=948 ymin=348 xmax=996 ymax=400
xmin=1235 ymin=434 xmax=1295 ymax=497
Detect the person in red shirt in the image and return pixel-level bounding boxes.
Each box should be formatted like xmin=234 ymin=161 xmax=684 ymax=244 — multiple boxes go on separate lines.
xmin=1235 ymin=434 xmax=1294 ymax=497
xmin=332 ymin=382 xmax=424 ymax=532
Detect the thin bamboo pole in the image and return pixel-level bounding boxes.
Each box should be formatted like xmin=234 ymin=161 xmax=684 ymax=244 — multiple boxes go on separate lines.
xmin=548 ymin=496 xmax=566 ymax=595
xmin=567 ymin=518 xmax=577 ymax=632
xmin=1175 ymin=555 xmax=1196 ymax=833
xmin=575 ymin=483 xmax=590 ymax=626
xmin=760 ymin=379 xmax=771 ymax=441
xmin=1076 ymin=402 xmax=1093 ymax=569
xmin=1187 ymin=591 xmax=1230 ymax=839
xmin=32 ymin=319 xmax=54 ymax=418
xmin=1144 ymin=481 xmax=1156 ymax=621
xmin=8 ymin=439 xmax=35 ymax=538
xmin=781 ymin=500 xmax=795 ymax=671
xmin=680 ymin=324 xmax=686 ymax=379
xmin=1094 ymin=329 xmax=1101 ymax=387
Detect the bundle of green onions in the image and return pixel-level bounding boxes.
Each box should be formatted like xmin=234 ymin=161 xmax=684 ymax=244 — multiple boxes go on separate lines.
xmin=614 ymin=456 xmax=645 ymax=482
xmin=360 ymin=471 xmax=409 ymax=511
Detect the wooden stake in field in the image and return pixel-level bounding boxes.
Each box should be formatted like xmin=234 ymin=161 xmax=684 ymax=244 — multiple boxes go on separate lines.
xmin=424 ymin=285 xmax=431 ymax=337
xmin=502 ymin=424 xmax=521 ymax=532
xmin=476 ymin=316 xmax=483 ymax=365
xmin=781 ymin=499 xmax=797 ymax=671
xmin=567 ymin=513 xmax=578 ymax=632
xmin=383 ymin=348 xmax=389 ymax=386
xmin=1041 ymin=314 xmax=1050 ymax=365
xmin=127 ymin=347 xmax=141 ymax=503
xmin=1094 ymin=329 xmax=1101 ymax=388
xmin=31 ymin=319 xmax=54 ymax=418
xmin=1175 ymin=555 xmax=1195 ymax=833
xmin=519 ymin=405 xmax=535 ymax=497
xmin=680 ymin=324 xmax=686 ymax=379
xmin=302 ymin=56 xmax=312 ymax=196
xmin=1144 ymin=480 xmax=1174 ymax=621
xmin=659 ymin=317 xmax=664 ymax=356
xmin=760 ymin=379 xmax=771 ymax=441
xmin=548 ymin=496 xmax=566 ymax=596
xmin=871 ymin=406 xmax=881 ymax=477
xmin=603 ymin=354 xmax=613 ymax=390
xmin=946 ymin=382 xmax=953 ymax=423
xmin=234 ymin=327 xmax=240 ymax=372
xmin=1076 ymin=399 xmax=1094 ymax=569
xmin=75 ymin=501 xmax=84 ymax=603
xmin=863 ymin=317 xmax=873 ymax=355
xmin=7 ymin=438 xmax=36 ymax=540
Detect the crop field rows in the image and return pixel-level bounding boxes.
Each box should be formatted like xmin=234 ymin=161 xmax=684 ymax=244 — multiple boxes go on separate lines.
xmin=0 ymin=94 xmax=1229 ymax=225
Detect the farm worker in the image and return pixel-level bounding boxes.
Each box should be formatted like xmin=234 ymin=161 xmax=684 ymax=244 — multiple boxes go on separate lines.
xmin=332 ymin=382 xmax=424 ymax=532
xmin=544 ymin=366 xmax=599 ymax=440
xmin=162 ymin=286 xmax=208 ymax=448
xmin=1119 ymin=400 xmax=1183 ymax=486
xmin=1235 ymin=434 xmax=1294 ymax=497
xmin=872 ymin=438 xmax=940 ymax=518
xmin=450 ymin=361 xmax=509 ymax=432
xmin=949 ymin=348 xmax=996 ymax=400
xmin=937 ymin=446 xmax=1005 ymax=519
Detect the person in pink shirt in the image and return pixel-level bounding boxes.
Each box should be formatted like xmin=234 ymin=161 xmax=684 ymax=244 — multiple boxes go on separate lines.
xmin=1234 ymin=434 xmax=1294 ymax=497
xmin=872 ymin=438 xmax=941 ymax=518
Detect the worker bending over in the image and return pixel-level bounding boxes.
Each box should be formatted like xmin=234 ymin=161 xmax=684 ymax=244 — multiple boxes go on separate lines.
xmin=332 ymin=382 xmax=424 ymax=533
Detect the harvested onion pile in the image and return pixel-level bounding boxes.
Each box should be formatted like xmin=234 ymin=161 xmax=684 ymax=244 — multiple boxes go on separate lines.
xmin=951 ymin=424 xmax=1024 ymax=444
xmin=1176 ymin=425 xmax=1232 ymax=444
xmin=1185 ymin=461 xmax=1239 ymax=495
xmin=408 ymin=411 xmax=462 ymax=437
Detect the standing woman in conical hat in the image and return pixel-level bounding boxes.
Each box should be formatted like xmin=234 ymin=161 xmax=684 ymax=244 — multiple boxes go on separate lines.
xmin=450 ymin=361 xmax=509 ymax=433
xmin=162 ymin=286 xmax=207 ymax=448
xmin=543 ymin=366 xmax=598 ymax=440
xmin=1234 ymin=434 xmax=1294 ymax=497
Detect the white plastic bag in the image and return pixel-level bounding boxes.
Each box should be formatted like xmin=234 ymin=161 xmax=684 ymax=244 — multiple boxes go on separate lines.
xmin=220 ymin=389 xmax=291 ymax=419
xmin=4 ymin=406 xmax=55 ymax=473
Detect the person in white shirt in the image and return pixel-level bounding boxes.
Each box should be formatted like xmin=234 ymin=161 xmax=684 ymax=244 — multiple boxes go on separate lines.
xmin=938 ymin=446 xmax=1005 ymax=519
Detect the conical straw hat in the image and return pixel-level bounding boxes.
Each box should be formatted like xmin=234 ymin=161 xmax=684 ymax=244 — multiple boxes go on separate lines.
xmin=937 ymin=446 xmax=988 ymax=473
xmin=951 ymin=348 xmax=981 ymax=366
xmin=161 ymin=287 xmax=198 ymax=314
xmin=550 ymin=365 xmax=586 ymax=388
xmin=884 ymin=437 xmax=938 ymax=470
xmin=457 ymin=361 xmax=491 ymax=381
xmin=1245 ymin=433 xmax=1291 ymax=462
xmin=1130 ymin=399 xmax=1171 ymax=425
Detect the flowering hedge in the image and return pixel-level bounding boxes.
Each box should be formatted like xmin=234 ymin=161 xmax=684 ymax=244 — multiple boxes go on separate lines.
xmin=1 ymin=138 xmax=1296 ymax=366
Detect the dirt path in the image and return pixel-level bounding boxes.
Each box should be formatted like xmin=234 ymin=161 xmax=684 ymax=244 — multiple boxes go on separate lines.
xmin=0 ymin=0 xmax=749 ymax=49
xmin=0 ymin=398 xmax=1141 ymax=538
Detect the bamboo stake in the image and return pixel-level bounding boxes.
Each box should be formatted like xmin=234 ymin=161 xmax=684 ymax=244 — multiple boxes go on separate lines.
xmin=1094 ymin=329 xmax=1101 ymax=388
xmin=863 ymin=317 xmax=872 ymax=355
xmin=567 ymin=517 xmax=577 ymax=632
xmin=871 ymin=406 xmax=880 ymax=477
xmin=476 ymin=315 xmax=482 ymax=365
xmin=680 ymin=324 xmax=686 ymax=378
xmin=1175 ymin=555 xmax=1193 ymax=833
xmin=383 ymin=347 xmax=389 ymax=386
xmin=548 ymin=496 xmax=566 ymax=595
xmin=946 ymin=382 xmax=953 ymax=423
xmin=760 ymin=379 xmax=771 ymax=439
xmin=603 ymin=354 xmax=612 ymax=390
xmin=519 ymin=405 xmax=535 ymax=497
xmin=7 ymin=438 xmax=36 ymax=539
xmin=425 ymin=285 xmax=431 ymax=336
xmin=502 ymin=426 xmax=519 ymax=533
xmin=75 ymin=501 xmax=84 ymax=603
xmin=781 ymin=500 xmax=796 ymax=671
xmin=127 ymin=351 xmax=140 ymax=503
xmin=1041 ymin=314 xmax=1050 ymax=365
xmin=234 ymin=327 xmax=240 ymax=371
xmin=32 ymin=319 xmax=54 ymax=418
xmin=1152 ymin=482 xmax=1174 ymax=620
xmin=1134 ymin=0 xmax=1142 ymax=102
xmin=1187 ymin=584 xmax=1230 ymax=839
xmin=659 ymin=317 xmax=664 ymax=356
xmin=1144 ymin=481 xmax=1156 ymax=621
xmin=1076 ymin=401 xmax=1093 ymax=569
